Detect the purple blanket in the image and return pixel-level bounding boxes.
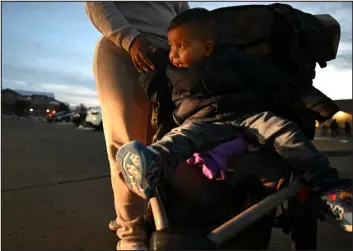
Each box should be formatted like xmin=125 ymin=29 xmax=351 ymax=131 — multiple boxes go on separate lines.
xmin=187 ymin=135 xmax=247 ymax=180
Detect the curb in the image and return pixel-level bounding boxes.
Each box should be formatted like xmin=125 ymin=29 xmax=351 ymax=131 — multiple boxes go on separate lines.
xmin=320 ymin=150 xmax=353 ymax=157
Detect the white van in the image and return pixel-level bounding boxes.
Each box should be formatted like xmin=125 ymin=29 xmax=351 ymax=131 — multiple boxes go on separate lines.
xmin=85 ymin=106 xmax=103 ymax=130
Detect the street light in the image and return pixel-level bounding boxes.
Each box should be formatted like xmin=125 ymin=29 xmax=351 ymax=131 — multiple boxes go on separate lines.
xmin=29 ymin=108 xmax=33 ymax=112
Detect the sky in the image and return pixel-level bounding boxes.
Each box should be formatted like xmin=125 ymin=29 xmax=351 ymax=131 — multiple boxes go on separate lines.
xmin=1 ymin=1 xmax=352 ymax=106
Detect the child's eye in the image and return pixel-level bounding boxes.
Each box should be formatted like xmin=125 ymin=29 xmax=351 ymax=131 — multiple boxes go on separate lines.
xmin=179 ymin=44 xmax=186 ymax=49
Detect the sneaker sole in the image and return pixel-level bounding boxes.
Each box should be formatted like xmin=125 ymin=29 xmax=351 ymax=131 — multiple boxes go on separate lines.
xmin=342 ymin=224 xmax=352 ymax=233
xmin=117 ymin=241 xmax=148 ymax=250
xmin=116 ymin=141 xmax=151 ymax=199
xmin=341 ymin=212 xmax=352 ymax=233
xmin=108 ymin=220 xmax=121 ymax=232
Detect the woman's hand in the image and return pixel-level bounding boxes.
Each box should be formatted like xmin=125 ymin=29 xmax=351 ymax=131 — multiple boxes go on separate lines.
xmin=129 ymin=35 xmax=157 ymax=73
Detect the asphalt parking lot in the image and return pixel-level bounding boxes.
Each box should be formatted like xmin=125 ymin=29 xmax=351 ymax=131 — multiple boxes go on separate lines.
xmin=1 ymin=119 xmax=352 ymax=250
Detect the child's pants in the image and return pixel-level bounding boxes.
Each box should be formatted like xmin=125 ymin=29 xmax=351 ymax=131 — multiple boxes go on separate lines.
xmin=149 ymin=111 xmax=340 ymax=190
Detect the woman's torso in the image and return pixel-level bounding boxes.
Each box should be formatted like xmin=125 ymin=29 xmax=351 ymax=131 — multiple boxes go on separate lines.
xmin=114 ymin=2 xmax=181 ymax=40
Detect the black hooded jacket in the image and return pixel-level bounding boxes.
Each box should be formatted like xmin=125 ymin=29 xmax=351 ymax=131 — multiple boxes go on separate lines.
xmin=139 ymin=45 xmax=338 ymax=138
xmin=140 ymin=46 xmax=266 ymax=125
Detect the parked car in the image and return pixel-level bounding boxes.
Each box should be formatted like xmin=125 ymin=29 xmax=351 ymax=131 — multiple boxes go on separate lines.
xmin=57 ymin=112 xmax=73 ymax=123
xmin=85 ymin=107 xmax=102 ymax=130
xmin=71 ymin=111 xmax=87 ymax=127
xmin=46 ymin=111 xmax=72 ymax=123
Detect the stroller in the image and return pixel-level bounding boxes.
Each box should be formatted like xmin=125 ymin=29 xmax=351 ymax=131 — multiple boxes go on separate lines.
xmin=142 ymin=3 xmax=343 ymax=250
xmin=147 ymin=149 xmax=317 ymax=250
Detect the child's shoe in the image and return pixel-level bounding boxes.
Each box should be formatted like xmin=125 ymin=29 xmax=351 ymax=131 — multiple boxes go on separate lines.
xmin=116 ymin=141 xmax=161 ymax=199
xmin=318 ymin=180 xmax=352 ymax=233
xmin=108 ymin=220 xmax=121 ymax=232
xmin=117 ymin=240 xmax=147 ymax=250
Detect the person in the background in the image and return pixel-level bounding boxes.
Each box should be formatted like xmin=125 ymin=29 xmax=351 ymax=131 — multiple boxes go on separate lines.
xmin=322 ymin=124 xmax=328 ymax=136
xmin=85 ymin=2 xmax=189 ymax=250
xmin=345 ymin=120 xmax=351 ymax=136
xmin=330 ymin=119 xmax=339 ymax=137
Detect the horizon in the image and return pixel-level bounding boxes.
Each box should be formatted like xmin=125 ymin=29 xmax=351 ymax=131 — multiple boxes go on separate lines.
xmin=2 ymin=1 xmax=352 ymax=106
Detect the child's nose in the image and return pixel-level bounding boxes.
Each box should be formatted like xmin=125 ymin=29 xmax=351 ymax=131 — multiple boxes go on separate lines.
xmin=169 ymin=49 xmax=179 ymax=59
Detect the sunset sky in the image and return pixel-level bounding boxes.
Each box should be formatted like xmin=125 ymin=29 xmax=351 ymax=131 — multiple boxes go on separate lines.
xmin=2 ymin=1 xmax=352 ymax=106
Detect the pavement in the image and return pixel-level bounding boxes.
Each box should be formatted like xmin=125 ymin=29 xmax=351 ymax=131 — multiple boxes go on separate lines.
xmin=313 ymin=135 xmax=352 ymax=155
xmin=1 ymin=119 xmax=352 ymax=250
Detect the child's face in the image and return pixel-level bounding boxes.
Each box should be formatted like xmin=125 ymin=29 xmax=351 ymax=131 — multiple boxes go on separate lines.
xmin=167 ymin=26 xmax=214 ymax=68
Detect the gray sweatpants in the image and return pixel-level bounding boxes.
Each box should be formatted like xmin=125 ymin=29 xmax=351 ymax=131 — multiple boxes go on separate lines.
xmin=93 ymin=35 xmax=168 ymax=242
xmin=150 ymin=111 xmax=339 ymax=188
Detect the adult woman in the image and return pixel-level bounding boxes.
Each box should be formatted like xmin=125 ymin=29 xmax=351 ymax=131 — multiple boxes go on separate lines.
xmin=85 ymin=2 xmax=189 ymax=250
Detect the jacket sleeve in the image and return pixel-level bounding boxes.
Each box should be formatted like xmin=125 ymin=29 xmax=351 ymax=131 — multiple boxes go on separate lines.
xmin=297 ymin=86 xmax=339 ymax=123
xmin=138 ymin=49 xmax=175 ymax=133
xmin=138 ymin=49 xmax=170 ymax=97
xmin=175 ymin=2 xmax=190 ymax=14
xmin=85 ymin=2 xmax=140 ymax=52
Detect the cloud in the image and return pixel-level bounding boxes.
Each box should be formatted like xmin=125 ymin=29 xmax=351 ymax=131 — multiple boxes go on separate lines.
xmin=335 ymin=54 xmax=352 ymax=69
xmin=2 ymin=36 xmax=93 ymax=73
xmin=63 ymin=96 xmax=100 ymax=107
xmin=2 ymin=78 xmax=99 ymax=107
xmin=2 ymin=79 xmax=28 ymax=87
xmin=2 ymin=63 xmax=95 ymax=88
xmin=40 ymin=83 xmax=97 ymax=96
xmin=314 ymin=65 xmax=352 ymax=100
xmin=2 ymin=63 xmax=98 ymax=106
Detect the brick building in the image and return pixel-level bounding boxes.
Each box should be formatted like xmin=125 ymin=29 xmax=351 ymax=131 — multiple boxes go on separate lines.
xmin=1 ymin=89 xmax=69 ymax=117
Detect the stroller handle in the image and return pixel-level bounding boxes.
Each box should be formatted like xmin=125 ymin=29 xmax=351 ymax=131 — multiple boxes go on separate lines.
xmin=150 ymin=197 xmax=169 ymax=230
xmin=207 ymin=177 xmax=304 ymax=245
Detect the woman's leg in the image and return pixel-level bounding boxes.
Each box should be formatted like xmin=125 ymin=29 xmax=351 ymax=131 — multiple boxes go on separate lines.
xmin=93 ymin=36 xmax=167 ymax=243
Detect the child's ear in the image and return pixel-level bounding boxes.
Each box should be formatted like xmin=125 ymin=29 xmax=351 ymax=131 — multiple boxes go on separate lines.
xmin=205 ymin=41 xmax=215 ymax=56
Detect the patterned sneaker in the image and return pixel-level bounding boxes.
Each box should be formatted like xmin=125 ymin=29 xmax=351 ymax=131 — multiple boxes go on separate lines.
xmin=116 ymin=141 xmax=160 ymax=199
xmin=319 ymin=182 xmax=352 ymax=233
xmin=117 ymin=240 xmax=147 ymax=250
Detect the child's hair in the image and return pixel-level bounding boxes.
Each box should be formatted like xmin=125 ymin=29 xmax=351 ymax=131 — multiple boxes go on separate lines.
xmin=168 ymin=8 xmax=215 ymax=40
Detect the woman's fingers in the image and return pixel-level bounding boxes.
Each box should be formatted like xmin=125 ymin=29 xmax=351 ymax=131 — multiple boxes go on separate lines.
xmin=132 ymin=56 xmax=142 ymax=73
xmin=132 ymin=47 xmax=157 ymax=73
xmin=135 ymin=55 xmax=149 ymax=73
xmin=139 ymin=51 xmax=155 ymax=70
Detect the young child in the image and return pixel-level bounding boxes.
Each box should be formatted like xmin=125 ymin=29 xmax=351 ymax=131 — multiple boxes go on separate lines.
xmin=117 ymin=8 xmax=352 ymax=232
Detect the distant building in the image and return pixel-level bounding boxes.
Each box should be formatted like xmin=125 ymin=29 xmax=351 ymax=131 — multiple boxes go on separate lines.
xmin=13 ymin=90 xmax=55 ymax=99
xmin=331 ymin=99 xmax=353 ymax=128
xmin=315 ymin=99 xmax=353 ymax=137
xmin=334 ymin=99 xmax=353 ymax=115
xmin=1 ymin=88 xmax=69 ymax=116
